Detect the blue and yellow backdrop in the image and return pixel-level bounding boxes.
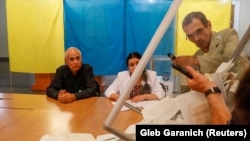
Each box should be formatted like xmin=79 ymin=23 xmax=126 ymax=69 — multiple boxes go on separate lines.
xmin=6 ymin=0 xmax=231 ymax=76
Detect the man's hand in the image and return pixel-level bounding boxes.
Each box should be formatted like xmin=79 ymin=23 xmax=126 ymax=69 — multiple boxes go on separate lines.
xmin=131 ymin=95 xmax=146 ymax=102
xmin=131 ymin=94 xmax=159 ymax=102
xmin=110 ymin=93 xmax=120 ymax=101
xmin=58 ymin=90 xmax=76 ymax=103
xmin=186 ymin=66 xmax=215 ymax=93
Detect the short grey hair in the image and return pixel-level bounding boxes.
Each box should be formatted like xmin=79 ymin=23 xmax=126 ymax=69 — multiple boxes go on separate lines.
xmin=182 ymin=11 xmax=209 ymax=28
xmin=64 ymin=47 xmax=82 ymax=59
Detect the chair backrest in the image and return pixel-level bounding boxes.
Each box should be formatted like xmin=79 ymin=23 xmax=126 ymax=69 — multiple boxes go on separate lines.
xmin=94 ymin=80 xmax=101 ymax=96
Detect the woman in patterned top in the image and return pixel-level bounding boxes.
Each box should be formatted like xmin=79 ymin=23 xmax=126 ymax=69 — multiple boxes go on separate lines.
xmin=105 ymin=52 xmax=165 ymax=102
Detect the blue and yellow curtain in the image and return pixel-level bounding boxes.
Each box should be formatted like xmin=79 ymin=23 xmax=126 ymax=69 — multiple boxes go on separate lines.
xmin=176 ymin=0 xmax=232 ymax=56
xmin=6 ymin=0 xmax=231 ymax=75
xmin=6 ymin=0 xmax=65 ymax=73
xmin=7 ymin=0 xmax=175 ymax=75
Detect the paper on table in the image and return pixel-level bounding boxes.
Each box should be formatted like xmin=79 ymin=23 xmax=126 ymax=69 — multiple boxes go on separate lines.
xmin=140 ymin=90 xmax=210 ymax=124
xmin=111 ymin=100 xmax=160 ymax=111
xmin=40 ymin=133 xmax=95 ymax=141
xmin=126 ymin=100 xmax=159 ymax=109
xmin=174 ymin=91 xmax=210 ymax=124
xmin=111 ymin=101 xmax=129 ymax=111
xmin=95 ymin=133 xmax=118 ymax=141
xmin=142 ymin=97 xmax=181 ymax=124
xmin=40 ymin=135 xmax=60 ymax=141
xmin=121 ymin=91 xmax=210 ymax=141
xmin=124 ymin=120 xmax=145 ymax=135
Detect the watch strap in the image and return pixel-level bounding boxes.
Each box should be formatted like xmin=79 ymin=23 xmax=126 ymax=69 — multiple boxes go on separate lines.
xmin=204 ymin=87 xmax=221 ymax=97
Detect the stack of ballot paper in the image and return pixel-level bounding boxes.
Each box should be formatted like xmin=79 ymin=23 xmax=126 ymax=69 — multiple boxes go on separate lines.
xmin=40 ymin=133 xmax=121 ymax=141
xmin=140 ymin=91 xmax=210 ymax=125
xmin=119 ymin=91 xmax=211 ymax=139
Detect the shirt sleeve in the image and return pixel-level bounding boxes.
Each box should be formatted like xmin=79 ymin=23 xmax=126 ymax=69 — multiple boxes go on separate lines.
xmin=104 ymin=72 xmax=124 ymax=98
xmin=197 ymin=29 xmax=239 ymax=74
xmin=46 ymin=68 xmax=63 ymax=99
xmin=147 ymin=70 xmax=166 ymax=99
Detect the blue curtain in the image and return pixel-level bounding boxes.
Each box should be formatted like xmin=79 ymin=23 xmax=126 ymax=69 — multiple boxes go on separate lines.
xmin=64 ymin=0 xmax=174 ymax=75
xmin=125 ymin=0 xmax=175 ymax=76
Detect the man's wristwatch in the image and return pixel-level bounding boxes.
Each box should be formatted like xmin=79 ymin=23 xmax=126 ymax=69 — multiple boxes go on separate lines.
xmin=204 ymin=87 xmax=221 ymax=97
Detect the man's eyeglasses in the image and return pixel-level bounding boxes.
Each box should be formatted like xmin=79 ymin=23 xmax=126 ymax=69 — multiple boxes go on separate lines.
xmin=186 ymin=28 xmax=204 ymax=40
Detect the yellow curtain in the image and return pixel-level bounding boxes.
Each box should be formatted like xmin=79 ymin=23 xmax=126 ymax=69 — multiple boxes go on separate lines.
xmin=6 ymin=0 xmax=64 ymax=73
xmin=176 ymin=0 xmax=232 ymax=56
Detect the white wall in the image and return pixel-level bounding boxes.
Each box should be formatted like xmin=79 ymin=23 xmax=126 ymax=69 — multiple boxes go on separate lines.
xmin=0 ymin=0 xmax=8 ymax=58
xmin=237 ymin=0 xmax=250 ymax=38
xmin=237 ymin=0 xmax=250 ymax=56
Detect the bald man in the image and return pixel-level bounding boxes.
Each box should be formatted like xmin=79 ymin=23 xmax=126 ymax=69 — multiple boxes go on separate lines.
xmin=46 ymin=47 xmax=99 ymax=103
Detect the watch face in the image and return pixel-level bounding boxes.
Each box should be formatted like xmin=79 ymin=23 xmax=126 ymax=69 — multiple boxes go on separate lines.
xmin=213 ymin=87 xmax=221 ymax=93
xmin=205 ymin=87 xmax=221 ymax=96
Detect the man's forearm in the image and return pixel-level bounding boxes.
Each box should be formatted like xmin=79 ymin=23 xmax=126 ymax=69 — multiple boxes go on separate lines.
xmin=207 ymin=93 xmax=231 ymax=124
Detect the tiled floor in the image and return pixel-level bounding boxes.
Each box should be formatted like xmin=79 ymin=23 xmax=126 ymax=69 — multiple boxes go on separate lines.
xmin=0 ymin=58 xmax=45 ymax=94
